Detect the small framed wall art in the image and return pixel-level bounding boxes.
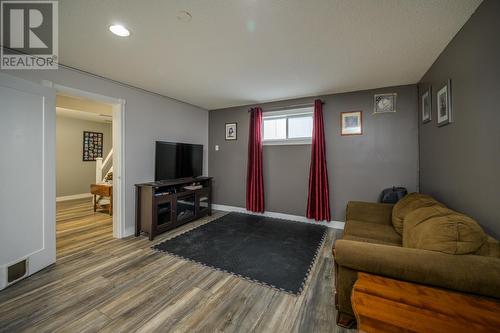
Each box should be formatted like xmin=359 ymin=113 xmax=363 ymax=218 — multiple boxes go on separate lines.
xmin=341 ymin=111 xmax=363 ymax=136
xmin=374 ymin=93 xmax=397 ymax=114
xmin=421 ymin=87 xmax=432 ymax=123
xmin=83 ymin=131 xmax=103 ymax=161
xmin=225 ymin=122 xmax=237 ymax=140
xmin=436 ymin=79 xmax=452 ymax=126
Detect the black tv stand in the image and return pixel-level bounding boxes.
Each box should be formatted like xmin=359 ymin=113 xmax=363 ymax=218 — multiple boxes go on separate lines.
xmin=135 ymin=177 xmax=212 ymax=240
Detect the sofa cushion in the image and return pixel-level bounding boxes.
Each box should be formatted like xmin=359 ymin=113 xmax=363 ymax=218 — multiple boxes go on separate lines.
xmin=346 ymin=201 xmax=393 ymax=225
xmin=344 ymin=220 xmax=402 ymax=246
xmin=403 ymin=205 xmax=487 ymax=254
xmin=392 ymin=193 xmax=444 ymax=235
xmin=334 ymin=239 xmax=500 ymax=299
xmin=342 ymin=234 xmax=401 ymax=247
xmin=475 ymin=236 xmax=500 ymax=258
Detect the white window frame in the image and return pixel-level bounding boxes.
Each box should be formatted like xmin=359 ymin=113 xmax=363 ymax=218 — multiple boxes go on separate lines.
xmin=262 ymin=107 xmax=313 ymax=145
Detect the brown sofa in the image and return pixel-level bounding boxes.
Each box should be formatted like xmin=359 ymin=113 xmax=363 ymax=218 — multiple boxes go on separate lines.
xmin=333 ymin=194 xmax=500 ymax=326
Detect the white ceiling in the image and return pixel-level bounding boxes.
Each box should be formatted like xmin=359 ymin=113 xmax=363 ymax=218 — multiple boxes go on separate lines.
xmin=59 ymin=0 xmax=482 ymax=110
xmin=56 ymin=94 xmax=113 ymax=123
xmin=56 ymin=107 xmax=112 ymax=123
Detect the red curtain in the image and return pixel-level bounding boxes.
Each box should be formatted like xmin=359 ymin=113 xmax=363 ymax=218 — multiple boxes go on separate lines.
xmin=306 ymin=100 xmax=331 ymax=221
xmin=246 ymin=107 xmax=265 ymax=212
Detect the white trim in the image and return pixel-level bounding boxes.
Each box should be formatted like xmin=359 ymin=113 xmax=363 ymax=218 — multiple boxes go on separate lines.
xmin=264 ymin=107 xmax=313 ymax=117
xmin=102 ymin=148 xmax=113 ymax=168
xmin=95 ymin=157 xmax=103 ymax=183
xmin=112 ymin=101 xmax=126 ymax=238
xmin=263 ymin=139 xmax=311 ymax=146
xmin=56 ymin=193 xmax=93 ymax=202
xmin=212 ymin=204 xmax=345 ymax=230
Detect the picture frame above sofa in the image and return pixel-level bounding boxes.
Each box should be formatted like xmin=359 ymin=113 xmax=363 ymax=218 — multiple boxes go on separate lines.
xmin=374 ymin=93 xmax=397 ymax=114
xmin=437 ymin=79 xmax=452 ymax=126
xmin=225 ymin=122 xmax=237 ymax=140
xmin=340 ymin=111 xmax=362 ymax=136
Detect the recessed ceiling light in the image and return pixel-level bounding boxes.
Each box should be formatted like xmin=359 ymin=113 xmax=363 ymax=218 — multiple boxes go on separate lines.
xmin=109 ymin=24 xmax=130 ymax=37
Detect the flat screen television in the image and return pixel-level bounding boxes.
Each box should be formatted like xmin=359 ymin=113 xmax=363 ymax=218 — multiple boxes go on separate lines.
xmin=155 ymin=141 xmax=203 ymax=181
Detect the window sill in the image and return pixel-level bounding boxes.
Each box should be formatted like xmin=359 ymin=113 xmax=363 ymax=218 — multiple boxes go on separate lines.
xmin=263 ymin=139 xmax=312 ymax=146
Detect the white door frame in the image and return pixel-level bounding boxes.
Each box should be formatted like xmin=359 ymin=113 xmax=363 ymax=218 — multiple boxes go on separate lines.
xmin=46 ymin=82 xmax=126 ymax=239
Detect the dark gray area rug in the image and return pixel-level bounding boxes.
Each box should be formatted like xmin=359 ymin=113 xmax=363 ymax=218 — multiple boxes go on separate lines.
xmin=152 ymin=212 xmax=327 ymax=295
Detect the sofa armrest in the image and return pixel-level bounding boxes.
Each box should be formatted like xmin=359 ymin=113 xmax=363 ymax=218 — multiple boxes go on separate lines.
xmin=334 ymin=239 xmax=500 ymax=299
xmin=346 ymin=201 xmax=393 ymax=225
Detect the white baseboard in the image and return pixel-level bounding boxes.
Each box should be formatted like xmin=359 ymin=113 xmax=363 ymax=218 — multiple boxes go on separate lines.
xmin=212 ymin=204 xmax=345 ymax=230
xmin=56 ymin=193 xmax=93 ymax=202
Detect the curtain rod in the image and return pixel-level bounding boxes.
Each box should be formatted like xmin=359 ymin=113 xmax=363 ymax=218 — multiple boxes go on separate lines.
xmin=249 ymin=100 xmax=324 ymax=112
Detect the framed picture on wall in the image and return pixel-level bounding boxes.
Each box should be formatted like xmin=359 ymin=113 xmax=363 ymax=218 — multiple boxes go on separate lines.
xmin=83 ymin=131 xmax=103 ymax=161
xmin=341 ymin=111 xmax=363 ymax=136
xmin=225 ymin=122 xmax=237 ymax=140
xmin=421 ymin=87 xmax=432 ymax=123
xmin=436 ymin=79 xmax=452 ymax=126
xmin=374 ymin=93 xmax=397 ymax=114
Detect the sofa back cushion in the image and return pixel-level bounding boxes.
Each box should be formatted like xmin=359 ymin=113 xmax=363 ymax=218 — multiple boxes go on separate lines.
xmin=392 ymin=193 xmax=444 ymax=235
xmin=475 ymin=236 xmax=500 ymax=258
xmin=403 ymin=205 xmax=487 ymax=255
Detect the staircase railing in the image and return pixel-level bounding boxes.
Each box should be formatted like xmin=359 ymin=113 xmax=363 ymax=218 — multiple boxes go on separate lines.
xmin=95 ymin=148 xmax=113 ymax=183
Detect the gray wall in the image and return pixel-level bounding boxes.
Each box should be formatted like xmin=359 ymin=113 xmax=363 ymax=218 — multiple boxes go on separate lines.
xmin=2 ymin=66 xmax=208 ymax=237
xmin=56 ymin=116 xmax=112 ymax=197
xmin=418 ymin=0 xmax=500 ymax=238
xmin=209 ymin=85 xmax=418 ymax=221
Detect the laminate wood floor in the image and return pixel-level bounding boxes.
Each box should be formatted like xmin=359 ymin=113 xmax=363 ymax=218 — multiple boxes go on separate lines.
xmin=0 ymin=198 xmax=354 ymax=333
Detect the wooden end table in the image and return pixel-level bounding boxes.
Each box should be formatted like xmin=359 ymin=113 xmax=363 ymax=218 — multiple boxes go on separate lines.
xmin=351 ymin=272 xmax=500 ymax=333
xmin=90 ymin=183 xmax=113 ymax=215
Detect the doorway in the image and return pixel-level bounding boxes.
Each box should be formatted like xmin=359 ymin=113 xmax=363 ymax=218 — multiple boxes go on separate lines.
xmin=55 ymin=92 xmax=114 ymax=254
xmin=52 ymin=84 xmax=125 ymax=248
xmin=0 ymin=72 xmax=126 ymax=291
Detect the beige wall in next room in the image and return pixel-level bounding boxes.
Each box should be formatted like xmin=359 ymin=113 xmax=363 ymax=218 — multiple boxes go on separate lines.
xmin=56 ymin=115 xmax=112 ymax=197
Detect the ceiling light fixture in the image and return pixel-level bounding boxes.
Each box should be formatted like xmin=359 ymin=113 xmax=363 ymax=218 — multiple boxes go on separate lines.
xmin=109 ymin=24 xmax=130 ymax=37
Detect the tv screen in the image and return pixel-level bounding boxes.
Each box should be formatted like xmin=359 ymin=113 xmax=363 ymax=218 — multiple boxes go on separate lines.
xmin=155 ymin=141 xmax=203 ymax=181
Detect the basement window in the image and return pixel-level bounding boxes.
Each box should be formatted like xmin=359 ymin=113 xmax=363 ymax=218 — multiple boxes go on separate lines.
xmin=262 ymin=107 xmax=313 ymax=145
